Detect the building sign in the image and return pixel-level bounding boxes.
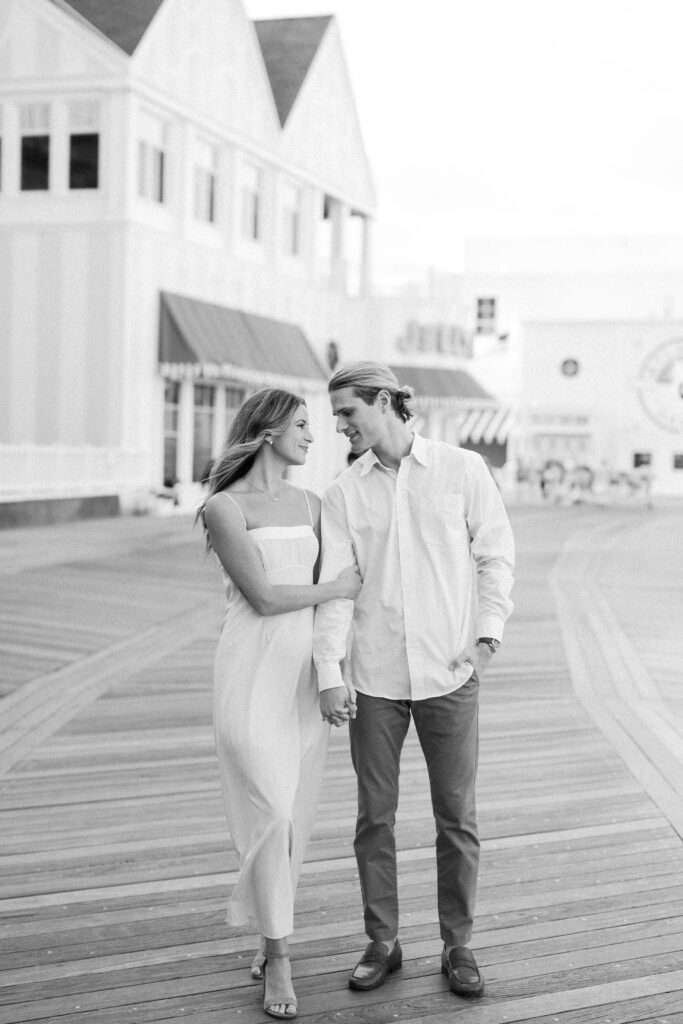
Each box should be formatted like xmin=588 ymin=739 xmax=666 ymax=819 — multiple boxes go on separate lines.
xmin=396 ymin=321 xmax=473 ymax=357
xmin=529 ymin=412 xmax=589 ymax=427
xmin=635 ymin=338 xmax=683 ymax=433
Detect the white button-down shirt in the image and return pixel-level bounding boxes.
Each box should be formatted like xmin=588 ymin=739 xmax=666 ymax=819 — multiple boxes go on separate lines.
xmin=313 ymin=434 xmax=515 ymax=700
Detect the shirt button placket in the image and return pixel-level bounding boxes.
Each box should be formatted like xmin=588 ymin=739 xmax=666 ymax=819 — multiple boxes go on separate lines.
xmin=397 ymin=463 xmax=419 ymax=699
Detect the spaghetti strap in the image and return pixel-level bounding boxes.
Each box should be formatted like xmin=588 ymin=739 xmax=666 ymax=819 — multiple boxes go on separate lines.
xmin=218 ymin=491 xmax=248 ymax=528
xmin=302 ymin=489 xmax=314 ymax=527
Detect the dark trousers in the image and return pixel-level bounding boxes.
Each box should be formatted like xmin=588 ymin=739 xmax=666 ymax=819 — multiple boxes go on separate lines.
xmin=349 ymin=678 xmax=480 ymax=946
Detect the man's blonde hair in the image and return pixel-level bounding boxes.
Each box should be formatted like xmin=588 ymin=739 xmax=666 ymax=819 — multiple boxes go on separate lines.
xmin=328 ymin=361 xmax=415 ymax=423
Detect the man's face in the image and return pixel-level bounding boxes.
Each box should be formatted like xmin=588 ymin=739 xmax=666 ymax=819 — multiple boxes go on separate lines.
xmin=330 ymin=386 xmax=386 ymax=454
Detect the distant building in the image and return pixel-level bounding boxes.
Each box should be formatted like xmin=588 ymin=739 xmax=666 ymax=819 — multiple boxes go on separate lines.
xmin=0 ymin=0 xmax=376 ymax=521
xmin=453 ymin=236 xmax=683 ymax=495
xmin=375 ymin=270 xmax=515 ymax=483
xmin=388 ymin=364 xmax=511 ymax=470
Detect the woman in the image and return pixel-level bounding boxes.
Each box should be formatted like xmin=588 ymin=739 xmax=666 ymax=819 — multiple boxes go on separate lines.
xmin=198 ymin=388 xmax=360 ymax=1020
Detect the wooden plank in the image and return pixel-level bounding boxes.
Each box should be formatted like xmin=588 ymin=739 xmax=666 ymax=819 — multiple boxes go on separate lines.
xmin=1 ymin=506 xmax=683 ymax=1024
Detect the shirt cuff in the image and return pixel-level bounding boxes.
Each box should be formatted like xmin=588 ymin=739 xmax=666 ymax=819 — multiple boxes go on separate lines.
xmin=316 ymin=661 xmax=344 ymax=692
xmin=476 ymin=615 xmax=505 ymax=642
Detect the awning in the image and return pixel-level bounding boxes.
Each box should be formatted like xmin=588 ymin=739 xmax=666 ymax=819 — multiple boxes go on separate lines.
xmin=388 ymin=364 xmax=511 ymax=444
xmin=159 ymin=291 xmax=327 ymax=385
xmin=455 ymin=406 xmax=512 ymax=445
xmin=389 ymin=364 xmax=493 ymax=401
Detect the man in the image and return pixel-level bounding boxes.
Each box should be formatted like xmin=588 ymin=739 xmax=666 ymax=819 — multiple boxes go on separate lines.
xmin=313 ymin=361 xmax=514 ymax=998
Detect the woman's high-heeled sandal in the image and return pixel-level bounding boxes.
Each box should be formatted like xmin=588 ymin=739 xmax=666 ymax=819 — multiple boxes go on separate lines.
xmin=250 ymin=938 xmax=266 ymax=980
xmin=262 ymin=951 xmax=297 ymax=1020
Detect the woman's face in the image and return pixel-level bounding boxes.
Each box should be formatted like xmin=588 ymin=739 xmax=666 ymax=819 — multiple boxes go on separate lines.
xmin=271 ymin=403 xmax=313 ymax=465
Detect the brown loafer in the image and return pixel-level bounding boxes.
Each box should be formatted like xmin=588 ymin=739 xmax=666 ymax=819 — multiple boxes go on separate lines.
xmin=441 ymin=945 xmax=485 ymax=997
xmin=349 ymin=940 xmax=402 ymax=991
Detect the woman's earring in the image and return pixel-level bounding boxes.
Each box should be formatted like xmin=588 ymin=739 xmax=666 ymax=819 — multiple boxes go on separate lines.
xmin=266 ymin=437 xmax=273 ymax=445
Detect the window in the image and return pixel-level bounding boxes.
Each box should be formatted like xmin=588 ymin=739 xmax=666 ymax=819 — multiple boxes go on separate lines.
xmin=476 ymin=297 xmax=496 ymax=335
xmin=69 ymin=100 xmax=100 ymax=189
xmin=193 ymin=384 xmax=215 ymax=482
xmin=241 ymin=163 xmax=261 ymax=241
xmin=282 ymin=182 xmax=301 ymax=255
xmin=194 ymin=167 xmax=215 ymax=222
xmin=633 ymin=452 xmax=652 ymax=468
xmin=138 ymin=111 xmax=167 ymax=203
xmin=20 ymin=104 xmax=50 ymax=191
xmin=674 ymin=454 xmax=683 ymax=470
xmin=69 ymin=135 xmax=99 ymax=189
xmin=193 ymin=139 xmax=217 ymax=223
xmin=225 ymin=387 xmax=245 ymax=437
xmin=138 ymin=141 xmax=165 ymax=202
xmin=163 ymin=381 xmax=180 ymax=487
xmin=21 ymin=137 xmax=49 ymax=190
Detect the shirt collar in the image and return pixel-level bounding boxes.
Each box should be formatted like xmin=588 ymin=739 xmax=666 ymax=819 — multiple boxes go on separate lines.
xmin=358 ymin=433 xmax=429 ymax=476
xmin=409 ymin=433 xmax=430 ymax=466
xmin=358 ymin=448 xmax=380 ymax=476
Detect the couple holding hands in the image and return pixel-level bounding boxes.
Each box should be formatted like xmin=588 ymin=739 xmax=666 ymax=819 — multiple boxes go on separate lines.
xmin=198 ymin=361 xmax=515 ymax=1019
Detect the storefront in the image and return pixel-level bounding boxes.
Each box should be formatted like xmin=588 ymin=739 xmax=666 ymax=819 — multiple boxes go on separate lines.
xmin=389 ymin=364 xmax=512 ymax=469
xmin=159 ymin=292 xmax=329 ymax=500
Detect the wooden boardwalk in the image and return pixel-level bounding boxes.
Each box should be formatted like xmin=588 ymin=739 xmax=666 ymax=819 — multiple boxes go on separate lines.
xmin=1 ymin=504 xmax=683 ymax=1023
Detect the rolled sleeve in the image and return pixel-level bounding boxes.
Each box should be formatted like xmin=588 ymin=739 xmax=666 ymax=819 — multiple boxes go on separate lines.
xmin=313 ymin=484 xmax=357 ymax=692
xmin=465 ymin=457 xmax=515 ymax=641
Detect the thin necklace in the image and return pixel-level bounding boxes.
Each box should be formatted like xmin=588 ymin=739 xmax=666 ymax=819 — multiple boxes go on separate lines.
xmin=246 ymin=480 xmax=282 ymax=502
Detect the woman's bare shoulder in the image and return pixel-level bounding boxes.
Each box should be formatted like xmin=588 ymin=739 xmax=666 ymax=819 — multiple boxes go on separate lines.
xmin=204 ymin=490 xmax=246 ymax=525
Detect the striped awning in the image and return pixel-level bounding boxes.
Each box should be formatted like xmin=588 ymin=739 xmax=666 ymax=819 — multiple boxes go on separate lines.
xmin=454 ymin=406 xmax=513 ymax=445
xmin=158 ymin=291 xmax=327 ymax=385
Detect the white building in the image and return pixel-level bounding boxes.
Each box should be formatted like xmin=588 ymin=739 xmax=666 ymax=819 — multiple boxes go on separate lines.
xmin=0 ymin=0 xmax=376 ymax=522
xmin=372 ymin=271 xmax=515 ymax=482
xmin=454 ymin=236 xmax=683 ymax=495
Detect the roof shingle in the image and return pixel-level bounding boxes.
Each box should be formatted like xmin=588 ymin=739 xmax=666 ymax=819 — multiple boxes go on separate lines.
xmin=49 ymin=0 xmax=166 ymax=55
xmin=254 ymin=16 xmax=333 ymax=126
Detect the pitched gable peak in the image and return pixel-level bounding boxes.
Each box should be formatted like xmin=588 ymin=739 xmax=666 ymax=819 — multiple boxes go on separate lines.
xmin=254 ymin=15 xmax=334 ymax=127
xmin=48 ymin=0 xmax=166 ymax=55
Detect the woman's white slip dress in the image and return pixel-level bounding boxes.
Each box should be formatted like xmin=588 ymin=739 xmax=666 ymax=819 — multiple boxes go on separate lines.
xmin=213 ymin=491 xmax=329 ymax=938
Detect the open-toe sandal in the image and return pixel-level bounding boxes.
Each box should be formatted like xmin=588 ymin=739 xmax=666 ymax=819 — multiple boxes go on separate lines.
xmin=250 ymin=938 xmax=266 ymax=980
xmin=262 ymin=951 xmax=297 ymax=1020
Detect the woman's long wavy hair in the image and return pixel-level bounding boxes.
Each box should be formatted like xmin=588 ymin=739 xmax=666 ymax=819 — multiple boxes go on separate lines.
xmin=196 ymin=387 xmax=305 ymax=550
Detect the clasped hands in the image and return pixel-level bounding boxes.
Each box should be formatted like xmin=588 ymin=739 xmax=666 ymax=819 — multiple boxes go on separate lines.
xmin=320 ymin=644 xmax=491 ymax=727
xmin=320 ymin=684 xmax=357 ymax=728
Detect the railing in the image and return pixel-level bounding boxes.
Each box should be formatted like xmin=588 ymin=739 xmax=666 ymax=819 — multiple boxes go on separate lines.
xmin=0 ymin=445 xmax=151 ymax=501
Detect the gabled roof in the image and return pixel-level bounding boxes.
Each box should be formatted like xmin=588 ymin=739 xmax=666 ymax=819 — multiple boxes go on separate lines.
xmin=254 ymin=16 xmax=333 ymax=126
xmin=48 ymin=3 xmax=333 ymax=126
xmin=48 ymin=0 xmax=166 ymax=55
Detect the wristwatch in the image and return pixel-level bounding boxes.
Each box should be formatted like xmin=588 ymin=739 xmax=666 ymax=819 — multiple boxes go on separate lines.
xmin=476 ymin=637 xmax=500 ymax=654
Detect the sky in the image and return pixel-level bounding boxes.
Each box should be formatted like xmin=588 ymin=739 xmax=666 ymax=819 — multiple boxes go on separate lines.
xmin=246 ymin=0 xmax=683 ymax=279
